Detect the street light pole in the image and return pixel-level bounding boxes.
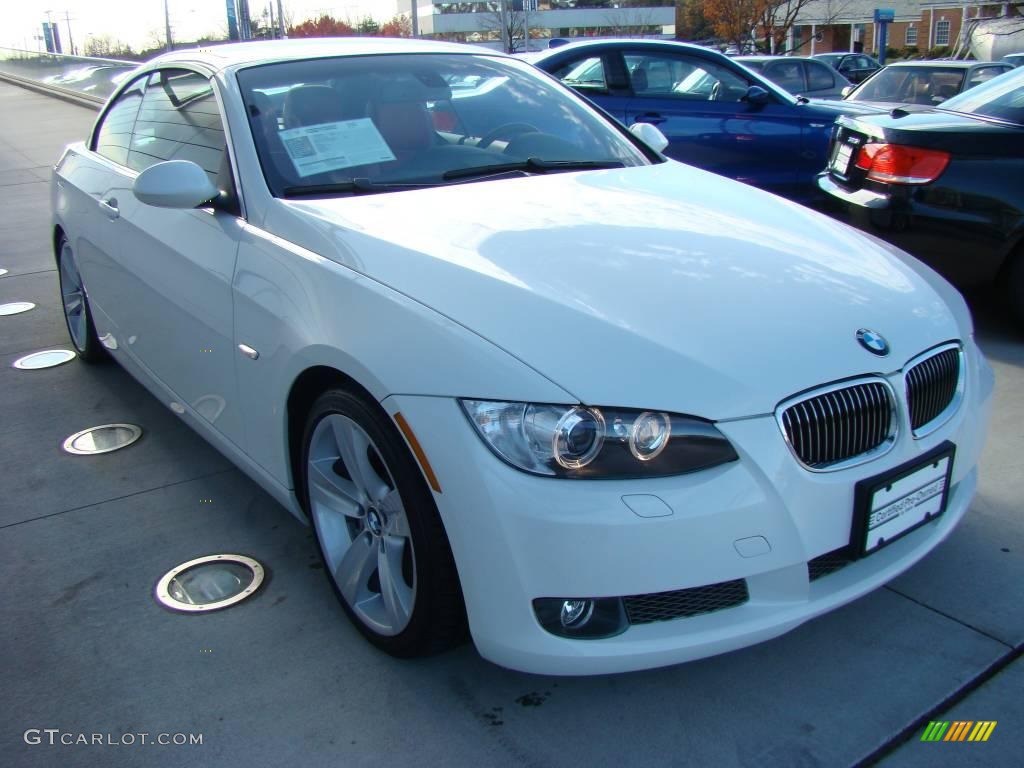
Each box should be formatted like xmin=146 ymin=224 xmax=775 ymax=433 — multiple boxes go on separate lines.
xmin=64 ymin=10 xmax=75 ymax=56
xmin=164 ymin=0 xmax=174 ymax=51
xmin=277 ymin=0 xmax=286 ymax=37
xmin=524 ymin=0 xmax=529 ymax=53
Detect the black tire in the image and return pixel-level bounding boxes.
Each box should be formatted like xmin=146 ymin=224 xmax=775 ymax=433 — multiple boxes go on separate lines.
xmin=1000 ymin=246 xmax=1024 ymax=332
xmin=57 ymin=235 xmax=106 ymax=363
xmin=299 ymin=387 xmax=466 ymax=657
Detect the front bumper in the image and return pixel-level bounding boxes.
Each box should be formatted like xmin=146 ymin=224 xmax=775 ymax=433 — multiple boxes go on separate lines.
xmin=383 ymin=340 xmax=993 ymax=675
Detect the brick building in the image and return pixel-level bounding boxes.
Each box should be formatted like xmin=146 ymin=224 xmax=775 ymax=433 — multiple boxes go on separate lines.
xmin=785 ymin=0 xmax=1019 ymax=56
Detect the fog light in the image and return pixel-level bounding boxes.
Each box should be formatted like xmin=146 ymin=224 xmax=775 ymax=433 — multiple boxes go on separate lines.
xmin=534 ymin=596 xmax=628 ymax=639
xmin=560 ymin=599 xmax=593 ymax=628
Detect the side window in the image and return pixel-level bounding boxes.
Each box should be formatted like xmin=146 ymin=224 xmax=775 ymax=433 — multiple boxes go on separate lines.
xmin=92 ymin=75 xmax=148 ymax=166
xmin=551 ymin=56 xmax=607 ymax=91
xmin=128 ymin=69 xmax=227 ymax=186
xmin=806 ymin=61 xmax=836 ymax=90
xmin=968 ymin=66 xmax=1008 ymax=88
xmin=766 ymin=60 xmax=805 ymax=92
xmin=626 ymin=54 xmax=749 ymax=101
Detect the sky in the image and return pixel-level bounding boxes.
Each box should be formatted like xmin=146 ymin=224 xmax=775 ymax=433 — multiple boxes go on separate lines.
xmin=2 ymin=0 xmax=408 ymax=54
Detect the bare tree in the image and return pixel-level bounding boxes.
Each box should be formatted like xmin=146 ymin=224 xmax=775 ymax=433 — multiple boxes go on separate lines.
xmin=784 ymin=0 xmax=856 ymax=53
xmin=83 ymin=34 xmax=134 ymax=58
xmin=604 ymin=3 xmax=659 ymax=37
xmin=143 ymin=26 xmax=167 ymax=52
xmin=960 ymin=6 xmax=1024 ymax=60
xmin=757 ymin=0 xmax=816 ymax=54
xmin=707 ymin=0 xmax=859 ymax=53
xmin=479 ymin=1 xmax=525 ymax=53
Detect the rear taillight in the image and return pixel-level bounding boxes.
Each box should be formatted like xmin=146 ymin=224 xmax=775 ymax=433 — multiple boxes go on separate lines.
xmin=854 ymin=143 xmax=950 ymax=184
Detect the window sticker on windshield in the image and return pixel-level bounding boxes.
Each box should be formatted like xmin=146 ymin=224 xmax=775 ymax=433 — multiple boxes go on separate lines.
xmin=278 ymin=118 xmax=396 ymax=177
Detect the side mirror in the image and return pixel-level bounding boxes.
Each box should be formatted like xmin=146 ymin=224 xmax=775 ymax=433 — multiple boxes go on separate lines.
xmin=743 ymin=85 xmax=772 ymax=106
xmin=628 ymin=122 xmax=669 ymax=153
xmin=133 ymin=160 xmax=219 ymax=209
xmin=841 ymin=85 xmax=854 ymax=98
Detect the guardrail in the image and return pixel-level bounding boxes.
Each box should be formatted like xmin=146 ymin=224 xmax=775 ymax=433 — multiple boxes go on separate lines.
xmin=0 ymin=47 xmax=138 ymax=107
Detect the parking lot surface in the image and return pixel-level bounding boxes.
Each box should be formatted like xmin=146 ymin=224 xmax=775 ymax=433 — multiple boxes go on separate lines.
xmin=1 ymin=80 xmax=1021 ymax=767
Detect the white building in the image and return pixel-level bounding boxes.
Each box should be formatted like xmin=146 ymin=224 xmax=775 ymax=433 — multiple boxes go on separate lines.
xmin=415 ymin=1 xmax=676 ymax=51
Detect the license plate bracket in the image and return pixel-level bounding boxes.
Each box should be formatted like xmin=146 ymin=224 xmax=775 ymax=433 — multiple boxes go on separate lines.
xmin=850 ymin=442 xmax=956 ymax=557
xmin=830 ymin=142 xmax=854 ymax=176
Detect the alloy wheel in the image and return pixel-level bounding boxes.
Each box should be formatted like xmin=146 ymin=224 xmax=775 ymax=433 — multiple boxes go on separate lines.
xmin=307 ymin=413 xmax=416 ymax=636
xmin=59 ymin=243 xmax=88 ymax=353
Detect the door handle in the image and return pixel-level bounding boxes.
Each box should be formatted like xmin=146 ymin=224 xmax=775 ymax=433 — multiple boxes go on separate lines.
xmin=635 ymin=113 xmax=666 ymax=125
xmin=99 ymin=198 xmax=119 ymax=220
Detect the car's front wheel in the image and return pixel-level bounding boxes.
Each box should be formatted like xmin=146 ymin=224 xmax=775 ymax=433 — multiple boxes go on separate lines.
xmin=300 ymin=388 xmax=465 ymax=657
xmin=57 ymin=235 xmax=105 ymax=362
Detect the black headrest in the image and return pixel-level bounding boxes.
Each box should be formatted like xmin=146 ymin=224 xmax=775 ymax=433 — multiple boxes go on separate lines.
xmin=283 ymin=85 xmax=346 ymax=128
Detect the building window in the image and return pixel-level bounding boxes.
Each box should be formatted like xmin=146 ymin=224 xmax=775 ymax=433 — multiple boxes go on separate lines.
xmin=906 ymin=25 xmax=917 ymax=46
xmin=935 ymin=19 xmax=950 ymax=47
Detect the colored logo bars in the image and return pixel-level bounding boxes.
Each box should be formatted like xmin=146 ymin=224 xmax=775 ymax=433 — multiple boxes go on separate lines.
xmin=921 ymin=721 xmax=997 ymax=742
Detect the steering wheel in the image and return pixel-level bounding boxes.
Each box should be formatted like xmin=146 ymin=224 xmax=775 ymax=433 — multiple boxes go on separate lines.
xmin=709 ymin=81 xmax=721 ymax=101
xmin=477 ymin=122 xmax=541 ymax=150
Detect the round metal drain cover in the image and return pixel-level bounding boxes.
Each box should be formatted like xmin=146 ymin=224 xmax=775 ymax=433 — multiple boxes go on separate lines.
xmin=13 ymin=349 xmax=76 ymax=370
xmin=155 ymin=554 xmax=265 ymax=613
xmin=0 ymin=301 xmax=35 ymax=316
xmin=62 ymin=423 xmax=142 ymax=455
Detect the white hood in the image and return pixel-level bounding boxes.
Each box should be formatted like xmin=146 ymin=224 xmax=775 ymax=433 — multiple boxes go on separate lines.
xmin=275 ymin=161 xmax=962 ymax=419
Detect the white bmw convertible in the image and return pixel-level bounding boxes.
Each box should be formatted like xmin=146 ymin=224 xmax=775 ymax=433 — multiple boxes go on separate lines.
xmin=52 ymin=38 xmax=992 ymax=675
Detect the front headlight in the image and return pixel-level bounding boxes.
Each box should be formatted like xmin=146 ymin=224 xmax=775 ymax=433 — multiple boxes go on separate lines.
xmin=460 ymin=400 xmax=738 ymax=479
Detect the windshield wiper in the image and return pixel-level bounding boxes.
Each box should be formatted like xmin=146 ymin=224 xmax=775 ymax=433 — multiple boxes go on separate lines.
xmin=442 ymin=157 xmax=624 ymax=181
xmin=281 ymin=178 xmax=436 ymax=197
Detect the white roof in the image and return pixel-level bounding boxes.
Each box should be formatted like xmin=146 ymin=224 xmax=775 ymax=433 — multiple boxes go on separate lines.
xmin=146 ymin=37 xmax=501 ymax=73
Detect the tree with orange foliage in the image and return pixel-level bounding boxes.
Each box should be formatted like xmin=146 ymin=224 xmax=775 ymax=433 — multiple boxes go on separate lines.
xmin=287 ymin=13 xmax=413 ymax=39
xmin=379 ymin=15 xmax=413 ymax=37
xmin=703 ymin=0 xmax=763 ymax=50
xmin=287 ymin=14 xmax=356 ymax=38
xmin=704 ymin=0 xmax=815 ymax=52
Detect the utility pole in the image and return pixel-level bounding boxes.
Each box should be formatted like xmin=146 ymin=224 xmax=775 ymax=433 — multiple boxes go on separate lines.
xmin=268 ymin=1 xmax=276 ymax=38
xmin=277 ymin=0 xmax=286 ymax=37
xmin=164 ymin=0 xmax=174 ymax=50
xmin=411 ymin=0 xmax=418 ymax=37
xmin=523 ymin=0 xmax=529 ymax=53
xmin=64 ymin=10 xmax=75 ymax=56
xmin=238 ymin=0 xmax=253 ymax=39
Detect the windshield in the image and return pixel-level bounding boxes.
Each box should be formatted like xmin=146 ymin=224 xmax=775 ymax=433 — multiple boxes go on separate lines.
xmin=938 ymin=66 xmax=1024 ymax=124
xmin=847 ymin=66 xmax=965 ymax=105
xmin=236 ymin=53 xmax=650 ymax=196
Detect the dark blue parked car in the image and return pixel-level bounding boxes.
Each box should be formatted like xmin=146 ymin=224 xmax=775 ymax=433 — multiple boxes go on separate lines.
xmin=531 ymin=40 xmax=882 ymax=202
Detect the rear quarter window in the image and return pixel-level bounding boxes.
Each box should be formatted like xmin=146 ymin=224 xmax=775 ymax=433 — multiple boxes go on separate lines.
xmin=127 ymin=69 xmax=226 ymax=185
xmin=807 ymin=62 xmax=836 ymax=90
xmin=92 ymin=75 xmax=147 ymax=166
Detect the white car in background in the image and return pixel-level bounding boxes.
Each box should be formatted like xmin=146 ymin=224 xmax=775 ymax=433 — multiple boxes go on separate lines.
xmin=52 ymin=38 xmax=992 ymax=675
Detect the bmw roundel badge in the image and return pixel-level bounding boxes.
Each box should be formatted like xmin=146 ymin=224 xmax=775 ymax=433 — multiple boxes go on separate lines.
xmin=856 ymin=328 xmax=889 ymax=356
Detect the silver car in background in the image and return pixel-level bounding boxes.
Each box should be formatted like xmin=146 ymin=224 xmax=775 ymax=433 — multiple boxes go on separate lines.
xmin=737 ymin=55 xmax=852 ymax=99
